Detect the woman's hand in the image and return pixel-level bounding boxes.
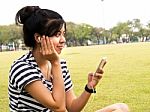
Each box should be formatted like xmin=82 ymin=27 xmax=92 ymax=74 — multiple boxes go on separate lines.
xmin=87 ymin=58 xmax=107 ymax=88
xmin=87 ymin=69 xmax=104 ymax=88
xmin=40 ymin=35 xmax=59 ymax=63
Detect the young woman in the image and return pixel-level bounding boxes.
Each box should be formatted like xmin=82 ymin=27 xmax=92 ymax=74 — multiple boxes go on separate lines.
xmin=8 ymin=6 xmax=129 ymax=112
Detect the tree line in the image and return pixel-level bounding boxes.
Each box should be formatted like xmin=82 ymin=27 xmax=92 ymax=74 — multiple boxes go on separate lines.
xmin=0 ymin=18 xmax=150 ymax=51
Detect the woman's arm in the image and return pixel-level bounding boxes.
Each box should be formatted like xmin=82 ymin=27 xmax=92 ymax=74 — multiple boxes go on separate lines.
xmin=66 ymin=58 xmax=107 ymax=112
xmin=66 ymin=89 xmax=92 ymax=112
xmin=25 ymin=36 xmax=66 ymax=111
xmin=25 ymin=60 xmax=66 ymax=111
xmin=25 ymin=79 xmax=65 ymax=112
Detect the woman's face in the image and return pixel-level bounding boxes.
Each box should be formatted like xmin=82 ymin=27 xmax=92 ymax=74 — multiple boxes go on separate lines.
xmin=51 ymin=24 xmax=66 ymax=54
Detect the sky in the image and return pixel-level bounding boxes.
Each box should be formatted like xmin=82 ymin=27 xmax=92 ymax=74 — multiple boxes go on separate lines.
xmin=0 ymin=0 xmax=150 ymax=29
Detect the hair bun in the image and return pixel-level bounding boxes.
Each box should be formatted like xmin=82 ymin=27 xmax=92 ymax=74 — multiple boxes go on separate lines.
xmin=15 ymin=6 xmax=40 ymax=25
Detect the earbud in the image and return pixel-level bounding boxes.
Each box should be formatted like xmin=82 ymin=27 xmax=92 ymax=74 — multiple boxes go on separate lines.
xmin=37 ymin=36 xmax=41 ymax=43
xmin=34 ymin=33 xmax=41 ymax=43
xmin=38 ymin=37 xmax=41 ymax=42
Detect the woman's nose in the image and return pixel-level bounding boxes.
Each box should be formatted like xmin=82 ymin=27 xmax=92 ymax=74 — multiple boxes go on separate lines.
xmin=60 ymin=35 xmax=66 ymax=43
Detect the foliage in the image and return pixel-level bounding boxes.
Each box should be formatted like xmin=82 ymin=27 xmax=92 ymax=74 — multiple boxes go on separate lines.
xmin=66 ymin=22 xmax=93 ymax=46
xmin=1 ymin=18 xmax=150 ymax=48
xmin=0 ymin=25 xmax=22 ymax=44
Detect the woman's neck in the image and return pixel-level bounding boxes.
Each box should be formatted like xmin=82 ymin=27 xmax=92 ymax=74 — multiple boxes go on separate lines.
xmin=32 ymin=47 xmax=52 ymax=80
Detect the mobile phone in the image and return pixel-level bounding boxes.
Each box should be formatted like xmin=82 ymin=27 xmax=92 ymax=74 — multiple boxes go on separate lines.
xmin=95 ymin=57 xmax=107 ymax=73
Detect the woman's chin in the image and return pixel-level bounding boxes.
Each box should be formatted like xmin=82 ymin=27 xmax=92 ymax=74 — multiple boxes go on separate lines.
xmin=56 ymin=50 xmax=62 ymax=54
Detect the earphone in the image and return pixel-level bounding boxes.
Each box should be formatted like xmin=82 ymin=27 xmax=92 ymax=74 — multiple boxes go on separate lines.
xmin=34 ymin=33 xmax=41 ymax=43
xmin=38 ymin=37 xmax=41 ymax=42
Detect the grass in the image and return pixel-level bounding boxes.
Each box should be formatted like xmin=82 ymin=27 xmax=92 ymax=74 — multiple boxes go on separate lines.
xmin=0 ymin=42 xmax=150 ymax=112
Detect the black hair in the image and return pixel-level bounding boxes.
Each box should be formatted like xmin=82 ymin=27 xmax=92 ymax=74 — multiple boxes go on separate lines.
xmin=15 ymin=6 xmax=66 ymax=48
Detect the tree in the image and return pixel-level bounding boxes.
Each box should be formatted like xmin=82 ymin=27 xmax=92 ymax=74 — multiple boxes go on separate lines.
xmin=66 ymin=22 xmax=77 ymax=46
xmin=92 ymin=27 xmax=104 ymax=44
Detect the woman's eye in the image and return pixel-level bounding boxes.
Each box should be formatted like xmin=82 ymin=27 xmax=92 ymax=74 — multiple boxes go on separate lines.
xmin=63 ymin=31 xmax=66 ymax=36
xmin=55 ymin=31 xmax=66 ymax=37
xmin=55 ymin=32 xmax=61 ymax=37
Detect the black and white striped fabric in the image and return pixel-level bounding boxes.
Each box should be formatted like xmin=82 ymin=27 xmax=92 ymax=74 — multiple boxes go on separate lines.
xmin=8 ymin=51 xmax=73 ymax=112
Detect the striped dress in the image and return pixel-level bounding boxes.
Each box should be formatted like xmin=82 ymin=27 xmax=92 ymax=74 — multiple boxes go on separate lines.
xmin=8 ymin=51 xmax=73 ymax=112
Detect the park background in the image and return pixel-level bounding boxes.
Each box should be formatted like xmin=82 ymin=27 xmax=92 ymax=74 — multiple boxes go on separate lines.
xmin=0 ymin=0 xmax=150 ymax=111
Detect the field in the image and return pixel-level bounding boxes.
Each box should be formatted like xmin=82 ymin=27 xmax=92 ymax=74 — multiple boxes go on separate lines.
xmin=0 ymin=42 xmax=150 ymax=112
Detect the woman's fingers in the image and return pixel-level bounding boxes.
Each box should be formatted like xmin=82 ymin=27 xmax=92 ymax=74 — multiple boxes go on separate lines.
xmin=46 ymin=36 xmax=52 ymax=53
xmin=88 ymin=58 xmax=107 ymax=88
xmin=48 ymin=37 xmax=55 ymax=53
xmin=94 ymin=72 xmax=103 ymax=79
xmin=89 ymin=70 xmax=104 ymax=87
xmin=41 ymin=36 xmax=48 ymax=55
xmin=92 ymin=73 xmax=102 ymax=85
xmin=96 ymin=68 xmax=104 ymax=74
xmin=88 ymin=72 xmax=94 ymax=82
xmin=40 ymin=35 xmax=59 ymax=62
xmin=41 ymin=36 xmax=54 ymax=55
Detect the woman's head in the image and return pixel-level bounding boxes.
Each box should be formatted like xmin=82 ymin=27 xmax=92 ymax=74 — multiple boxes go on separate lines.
xmin=15 ymin=6 xmax=66 ymax=48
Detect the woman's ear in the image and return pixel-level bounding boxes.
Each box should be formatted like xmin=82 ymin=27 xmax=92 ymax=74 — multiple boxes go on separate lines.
xmin=34 ymin=33 xmax=41 ymax=43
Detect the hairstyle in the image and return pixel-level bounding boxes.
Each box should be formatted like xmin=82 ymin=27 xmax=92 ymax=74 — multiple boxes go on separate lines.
xmin=15 ymin=6 xmax=66 ymax=48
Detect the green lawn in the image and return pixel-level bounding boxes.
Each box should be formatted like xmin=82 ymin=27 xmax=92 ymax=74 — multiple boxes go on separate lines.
xmin=0 ymin=42 xmax=150 ymax=112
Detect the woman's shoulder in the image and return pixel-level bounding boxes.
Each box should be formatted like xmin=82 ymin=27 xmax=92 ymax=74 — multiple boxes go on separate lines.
xmin=12 ymin=51 xmax=34 ymax=65
xmin=10 ymin=51 xmax=36 ymax=73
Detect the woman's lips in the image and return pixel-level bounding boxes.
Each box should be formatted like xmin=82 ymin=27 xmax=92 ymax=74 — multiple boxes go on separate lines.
xmin=57 ymin=46 xmax=64 ymax=50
